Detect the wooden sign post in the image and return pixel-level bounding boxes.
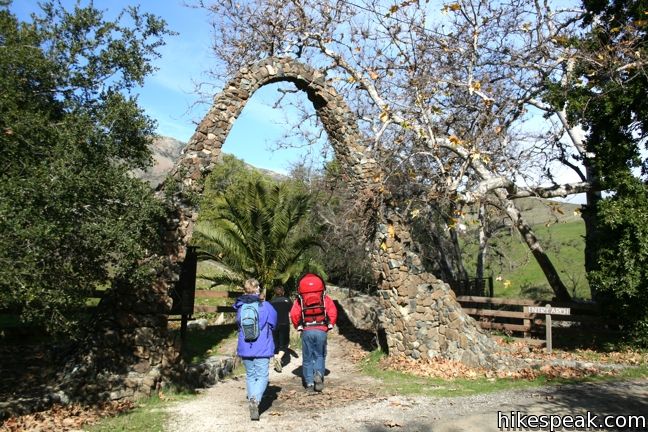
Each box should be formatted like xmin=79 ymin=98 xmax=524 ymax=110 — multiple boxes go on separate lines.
xmin=524 ymin=304 xmax=571 ymax=354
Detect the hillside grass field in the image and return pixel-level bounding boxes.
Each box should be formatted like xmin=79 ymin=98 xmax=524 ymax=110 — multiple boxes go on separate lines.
xmin=464 ymin=219 xmax=589 ymax=300
xmin=192 ymin=196 xmax=590 ymax=301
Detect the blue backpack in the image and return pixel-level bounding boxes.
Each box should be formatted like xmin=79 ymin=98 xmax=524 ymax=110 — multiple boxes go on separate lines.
xmin=241 ymin=301 xmax=260 ymax=342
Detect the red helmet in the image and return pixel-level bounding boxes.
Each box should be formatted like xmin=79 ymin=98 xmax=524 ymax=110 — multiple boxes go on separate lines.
xmin=298 ymin=273 xmax=324 ymax=292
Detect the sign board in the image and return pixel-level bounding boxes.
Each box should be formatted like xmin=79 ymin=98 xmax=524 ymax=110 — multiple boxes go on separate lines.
xmin=525 ymin=306 xmax=571 ymax=315
xmin=524 ymin=303 xmax=571 ymax=354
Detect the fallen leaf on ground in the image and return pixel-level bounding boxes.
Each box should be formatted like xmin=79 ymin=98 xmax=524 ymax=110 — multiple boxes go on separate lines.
xmin=379 ymin=353 xmax=620 ymax=381
xmin=0 ymin=401 xmax=134 ymax=432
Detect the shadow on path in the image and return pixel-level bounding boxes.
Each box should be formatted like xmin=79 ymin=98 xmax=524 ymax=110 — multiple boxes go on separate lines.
xmin=259 ymin=384 xmax=281 ymax=414
xmin=524 ymin=379 xmax=648 ymax=415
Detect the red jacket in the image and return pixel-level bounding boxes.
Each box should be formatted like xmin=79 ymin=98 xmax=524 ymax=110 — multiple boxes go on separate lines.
xmin=290 ymin=294 xmax=338 ymax=332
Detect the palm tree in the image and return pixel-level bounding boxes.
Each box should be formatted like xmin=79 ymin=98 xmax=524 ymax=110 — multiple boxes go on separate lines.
xmin=193 ymin=178 xmax=324 ymax=295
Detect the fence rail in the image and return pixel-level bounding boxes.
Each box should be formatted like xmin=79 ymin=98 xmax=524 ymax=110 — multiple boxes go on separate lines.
xmin=192 ymin=290 xmax=238 ymax=314
xmin=193 ymin=305 xmax=236 ymax=313
xmin=191 ymin=292 xmax=604 ymax=336
xmin=456 ymin=295 xmax=602 ymax=343
xmin=195 ymin=290 xmax=240 ymax=299
xmin=86 ymin=290 xmax=603 ymax=346
xmin=83 ymin=289 xmax=238 ymax=315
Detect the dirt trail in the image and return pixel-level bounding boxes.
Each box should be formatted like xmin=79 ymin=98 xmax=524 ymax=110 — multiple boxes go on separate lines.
xmin=165 ymin=331 xmax=385 ymax=431
xmin=165 ymin=332 xmax=648 ymax=432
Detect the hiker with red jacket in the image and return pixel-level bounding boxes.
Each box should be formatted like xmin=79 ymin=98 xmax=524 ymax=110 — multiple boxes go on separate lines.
xmin=290 ymin=273 xmax=338 ymax=394
xmin=233 ymin=278 xmax=277 ymax=421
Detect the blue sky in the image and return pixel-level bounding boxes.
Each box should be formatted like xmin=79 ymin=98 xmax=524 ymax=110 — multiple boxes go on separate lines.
xmin=11 ymin=0 xmax=322 ymax=174
xmin=10 ymin=1 xmax=588 ymax=203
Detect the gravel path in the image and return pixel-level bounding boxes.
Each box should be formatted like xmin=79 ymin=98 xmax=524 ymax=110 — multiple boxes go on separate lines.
xmin=165 ymin=332 xmax=648 ymax=432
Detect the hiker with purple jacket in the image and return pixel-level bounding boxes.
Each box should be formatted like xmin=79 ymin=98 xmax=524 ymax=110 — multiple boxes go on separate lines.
xmin=233 ymin=278 xmax=277 ymax=421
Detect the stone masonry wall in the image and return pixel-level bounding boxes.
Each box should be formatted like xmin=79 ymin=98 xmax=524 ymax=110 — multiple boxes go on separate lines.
xmin=370 ymin=210 xmax=499 ymax=367
xmin=59 ymin=57 xmax=385 ymax=403
xmin=61 ymin=57 xmax=500 ymax=404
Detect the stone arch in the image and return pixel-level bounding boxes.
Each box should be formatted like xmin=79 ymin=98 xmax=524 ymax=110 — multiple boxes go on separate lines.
xmin=161 ymin=56 xmax=499 ymax=365
xmin=158 ymin=57 xmax=382 ymax=263
xmin=63 ymin=57 xmax=499 ymax=403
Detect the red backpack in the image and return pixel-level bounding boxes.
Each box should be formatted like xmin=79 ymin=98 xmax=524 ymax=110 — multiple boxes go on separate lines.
xmin=297 ymin=274 xmax=328 ymax=327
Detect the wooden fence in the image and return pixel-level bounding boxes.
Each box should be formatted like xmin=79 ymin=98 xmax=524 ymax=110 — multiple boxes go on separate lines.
xmin=191 ymin=289 xmax=238 ymax=314
xmin=87 ymin=289 xmax=238 ymax=314
xmin=184 ymin=291 xmax=606 ymax=346
xmin=456 ymin=295 xmax=602 ymax=344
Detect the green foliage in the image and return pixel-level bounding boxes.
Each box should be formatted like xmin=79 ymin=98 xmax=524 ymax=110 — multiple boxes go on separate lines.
xmin=462 ymin=220 xmax=589 ymax=299
xmin=551 ymin=1 xmax=648 ymax=187
xmin=87 ymin=390 xmax=194 ymax=432
xmin=299 ymin=159 xmax=377 ymax=292
xmin=547 ymin=0 xmax=648 ymax=346
xmin=589 ymin=179 xmax=648 ymax=347
xmin=200 ymin=156 xmax=375 ymax=293
xmin=0 ymin=3 xmax=172 ymax=335
xmin=199 ymin=154 xmax=265 ymax=221
xmin=194 ymin=169 xmax=324 ymax=293
xmin=180 ymin=324 xmax=237 ymax=363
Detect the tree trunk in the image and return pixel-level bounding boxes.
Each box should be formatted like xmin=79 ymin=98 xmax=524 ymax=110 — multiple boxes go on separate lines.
xmin=448 ymin=222 xmax=469 ymax=282
xmin=419 ymin=229 xmax=459 ymax=283
xmin=371 ymin=206 xmax=501 ymax=367
xmin=465 ymin=156 xmax=573 ymax=302
xmin=503 ymin=198 xmax=572 ymax=301
xmin=476 ymin=203 xmax=488 ymax=285
xmin=582 ymin=160 xmax=603 ymax=301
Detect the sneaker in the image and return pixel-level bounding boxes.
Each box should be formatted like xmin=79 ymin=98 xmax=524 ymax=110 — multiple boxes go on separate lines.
xmin=314 ymin=372 xmax=324 ymax=392
xmin=273 ymin=357 xmax=282 ymax=373
xmin=248 ymin=398 xmax=259 ymax=421
xmin=305 ymin=385 xmax=316 ymax=395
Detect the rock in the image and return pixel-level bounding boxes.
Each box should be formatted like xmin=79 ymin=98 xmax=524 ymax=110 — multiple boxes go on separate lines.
xmin=188 ymin=318 xmax=209 ymax=331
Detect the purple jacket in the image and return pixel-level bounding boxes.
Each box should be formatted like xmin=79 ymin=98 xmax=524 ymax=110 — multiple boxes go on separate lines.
xmin=234 ymin=294 xmax=277 ymax=358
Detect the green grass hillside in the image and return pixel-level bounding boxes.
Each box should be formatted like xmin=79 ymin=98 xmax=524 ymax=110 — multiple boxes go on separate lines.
xmin=463 ymin=198 xmax=589 ymax=300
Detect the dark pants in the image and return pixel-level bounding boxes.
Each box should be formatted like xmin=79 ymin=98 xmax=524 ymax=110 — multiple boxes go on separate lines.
xmin=273 ymin=324 xmax=290 ymax=354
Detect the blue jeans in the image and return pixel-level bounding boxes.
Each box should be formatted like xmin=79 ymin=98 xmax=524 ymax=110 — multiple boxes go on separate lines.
xmin=241 ymin=357 xmax=269 ymax=402
xmin=301 ymin=329 xmax=327 ymax=386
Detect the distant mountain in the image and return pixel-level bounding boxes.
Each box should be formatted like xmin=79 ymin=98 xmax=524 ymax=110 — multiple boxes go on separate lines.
xmin=133 ymin=136 xmax=186 ymax=187
xmin=133 ymin=136 xmax=287 ymax=187
xmin=135 ymin=137 xmax=581 ymax=227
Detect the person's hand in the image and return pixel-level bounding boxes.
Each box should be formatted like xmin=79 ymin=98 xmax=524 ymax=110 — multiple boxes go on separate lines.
xmin=327 ymin=323 xmax=333 ymax=330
